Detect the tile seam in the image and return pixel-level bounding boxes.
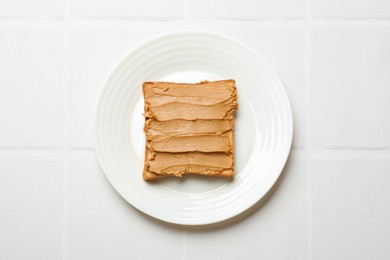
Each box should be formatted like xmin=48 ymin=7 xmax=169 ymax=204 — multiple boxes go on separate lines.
xmin=305 ymin=0 xmax=313 ymax=259
xmin=62 ymin=0 xmax=71 ymax=258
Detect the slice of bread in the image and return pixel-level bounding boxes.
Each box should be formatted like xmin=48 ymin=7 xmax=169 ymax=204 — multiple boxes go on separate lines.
xmin=142 ymin=80 xmax=238 ymax=181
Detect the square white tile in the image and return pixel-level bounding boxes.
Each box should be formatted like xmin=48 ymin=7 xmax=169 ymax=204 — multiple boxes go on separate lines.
xmin=189 ymin=0 xmax=305 ymax=19
xmin=312 ymin=0 xmax=390 ymax=18
xmin=68 ymin=21 xmax=178 ymax=148
xmin=0 ymin=0 xmax=64 ymax=17
xmin=311 ymin=25 xmax=390 ymax=148
xmin=0 ymin=22 xmax=64 ymax=148
xmin=0 ymin=152 xmax=63 ymax=260
xmin=311 ymin=151 xmax=390 ymax=260
xmin=68 ymin=152 xmax=185 ymax=260
xmin=186 ymin=151 xmax=309 ymax=260
xmin=70 ymin=0 xmax=183 ymax=18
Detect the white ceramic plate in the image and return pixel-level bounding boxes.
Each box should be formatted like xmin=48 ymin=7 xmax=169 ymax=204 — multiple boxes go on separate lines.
xmin=95 ymin=31 xmax=293 ymax=225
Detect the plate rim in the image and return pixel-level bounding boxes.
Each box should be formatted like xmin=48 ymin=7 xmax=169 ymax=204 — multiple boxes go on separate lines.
xmin=94 ymin=29 xmax=294 ymax=225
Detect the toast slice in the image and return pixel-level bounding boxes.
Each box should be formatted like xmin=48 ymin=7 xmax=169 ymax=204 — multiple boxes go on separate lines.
xmin=142 ymin=80 xmax=238 ymax=181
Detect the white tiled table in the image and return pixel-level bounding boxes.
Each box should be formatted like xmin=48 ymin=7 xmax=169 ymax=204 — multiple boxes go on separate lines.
xmin=1 ymin=0 xmax=389 ymax=259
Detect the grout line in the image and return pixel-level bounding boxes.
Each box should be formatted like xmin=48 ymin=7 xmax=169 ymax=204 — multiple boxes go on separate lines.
xmin=0 ymin=16 xmax=389 ymax=26
xmin=62 ymin=148 xmax=69 ymax=260
xmin=0 ymin=16 xmax=65 ymax=21
xmin=0 ymin=16 xmax=389 ymax=23
xmin=0 ymin=16 xmax=303 ymax=22
xmin=307 ymin=151 xmax=313 ymax=260
xmin=0 ymin=147 xmax=389 ymax=153
xmin=193 ymin=17 xmax=305 ymax=22
xmin=190 ymin=18 xmax=306 ymax=26
xmin=67 ymin=16 xmax=182 ymax=22
xmin=62 ymin=1 xmax=71 ymax=258
xmin=304 ymin=0 xmax=313 ymax=259
xmin=304 ymin=0 xmax=312 ymax=152
xmin=0 ymin=15 xmax=389 ymax=22
xmin=0 ymin=16 xmax=181 ymax=23
xmin=0 ymin=149 xmax=64 ymax=157
xmin=0 ymin=17 xmax=303 ymax=25
xmin=66 ymin=17 xmax=306 ymax=27
xmin=0 ymin=147 xmax=63 ymax=151
xmin=63 ymin=0 xmax=70 ymax=151
xmin=314 ymin=16 xmax=390 ymax=21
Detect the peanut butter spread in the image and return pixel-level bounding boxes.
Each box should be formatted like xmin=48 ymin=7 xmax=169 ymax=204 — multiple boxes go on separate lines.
xmin=142 ymin=80 xmax=238 ymax=180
